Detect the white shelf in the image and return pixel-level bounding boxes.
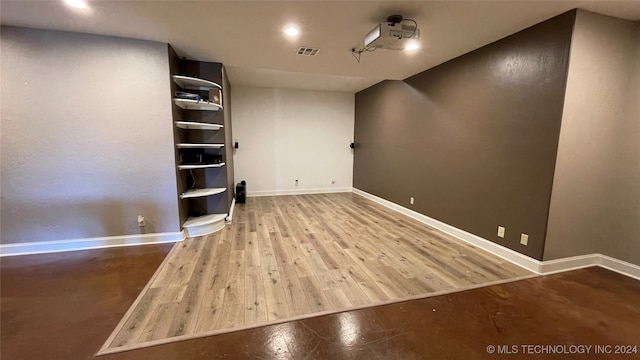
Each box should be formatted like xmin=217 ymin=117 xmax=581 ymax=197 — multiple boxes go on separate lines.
xmin=183 ymin=213 xmax=227 ymax=237
xmin=172 ymin=75 xmax=222 ymax=90
xmin=178 ymin=163 xmax=225 ymax=170
xmin=173 ymin=98 xmax=222 ymax=111
xmin=175 ymin=121 xmax=223 ymax=131
xmin=180 ymin=188 xmax=226 ymax=199
xmin=176 ymin=143 xmax=224 ymax=149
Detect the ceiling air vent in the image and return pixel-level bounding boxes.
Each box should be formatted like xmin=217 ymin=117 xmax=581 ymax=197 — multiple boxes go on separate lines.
xmin=296 ymin=47 xmax=320 ymax=56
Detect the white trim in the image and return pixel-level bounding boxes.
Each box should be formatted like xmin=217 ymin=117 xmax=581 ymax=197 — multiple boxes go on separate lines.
xmin=535 ymin=254 xmax=640 ymax=280
xmin=226 ymin=197 xmax=236 ymax=224
xmin=183 ymin=214 xmax=227 ymax=237
xmin=0 ymin=231 xmax=185 ymax=257
xmin=537 ymin=254 xmax=599 ymax=275
xmin=183 ymin=220 xmax=225 ymax=237
xmin=598 ymin=255 xmax=640 ymax=281
xmin=248 ymin=187 xmax=352 ymax=197
xmin=352 ymin=188 xmax=640 ymax=280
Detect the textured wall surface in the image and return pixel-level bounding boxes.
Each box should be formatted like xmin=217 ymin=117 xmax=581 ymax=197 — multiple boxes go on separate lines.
xmin=231 ymin=86 xmax=354 ymax=195
xmin=544 ymin=12 xmax=640 ymax=265
xmin=1 ymin=26 xmax=180 ymax=243
xmin=353 ymin=12 xmax=575 ymax=260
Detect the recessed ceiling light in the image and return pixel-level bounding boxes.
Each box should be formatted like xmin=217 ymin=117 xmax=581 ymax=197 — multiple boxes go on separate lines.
xmin=283 ymin=26 xmax=300 ymax=37
xmin=64 ymin=0 xmax=88 ymax=9
xmin=405 ymin=40 xmax=420 ymax=51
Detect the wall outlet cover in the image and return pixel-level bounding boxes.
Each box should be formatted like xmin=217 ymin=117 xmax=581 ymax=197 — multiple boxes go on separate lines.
xmin=497 ymin=226 xmax=505 ymax=238
xmin=520 ymin=233 xmax=529 ymax=246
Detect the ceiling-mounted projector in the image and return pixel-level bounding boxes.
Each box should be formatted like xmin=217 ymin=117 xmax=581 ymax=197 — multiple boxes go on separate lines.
xmin=364 ymin=15 xmax=419 ymax=50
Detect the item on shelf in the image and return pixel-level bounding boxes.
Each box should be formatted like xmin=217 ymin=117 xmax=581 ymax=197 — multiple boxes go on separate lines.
xmin=179 ymin=151 xmax=223 ymax=165
xmin=174 ymin=91 xmax=200 ymax=101
xmin=208 ymin=88 xmax=222 ymax=106
xmin=180 ymin=151 xmax=203 ymax=165
xmin=209 ymin=154 xmax=223 ymax=164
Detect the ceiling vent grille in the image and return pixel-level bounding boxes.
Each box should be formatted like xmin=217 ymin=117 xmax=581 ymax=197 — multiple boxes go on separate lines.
xmin=296 ymin=47 xmax=320 ymax=56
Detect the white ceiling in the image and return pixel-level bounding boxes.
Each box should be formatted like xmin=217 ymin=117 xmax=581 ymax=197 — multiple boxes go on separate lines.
xmin=2 ymin=1 xmax=639 ymax=92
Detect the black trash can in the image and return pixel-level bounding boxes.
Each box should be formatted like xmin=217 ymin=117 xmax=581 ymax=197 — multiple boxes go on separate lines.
xmin=236 ymin=181 xmax=246 ymax=204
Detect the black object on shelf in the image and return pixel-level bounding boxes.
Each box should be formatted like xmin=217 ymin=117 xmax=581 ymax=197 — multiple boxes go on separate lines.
xmin=180 ymin=151 xmax=223 ymax=165
xmin=236 ymin=181 xmax=246 ymax=204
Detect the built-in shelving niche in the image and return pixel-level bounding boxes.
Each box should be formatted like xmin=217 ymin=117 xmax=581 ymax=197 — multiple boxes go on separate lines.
xmin=169 ymin=46 xmax=234 ymax=237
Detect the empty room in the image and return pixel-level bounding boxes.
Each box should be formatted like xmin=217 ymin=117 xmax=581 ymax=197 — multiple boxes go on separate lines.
xmin=1 ymin=1 xmax=639 ymax=359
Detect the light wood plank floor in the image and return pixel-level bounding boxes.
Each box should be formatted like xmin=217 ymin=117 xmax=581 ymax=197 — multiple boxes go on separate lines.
xmin=101 ymin=193 xmax=531 ymax=353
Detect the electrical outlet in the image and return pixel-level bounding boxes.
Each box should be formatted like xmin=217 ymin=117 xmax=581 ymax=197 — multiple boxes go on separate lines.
xmin=331 ymin=178 xmax=336 ymax=184
xmin=497 ymin=226 xmax=505 ymax=238
xmin=410 ymin=197 xmax=414 ymax=205
xmin=137 ymin=215 xmax=145 ymax=227
xmin=295 ymin=179 xmax=299 ymax=186
xmin=520 ymin=233 xmax=529 ymax=246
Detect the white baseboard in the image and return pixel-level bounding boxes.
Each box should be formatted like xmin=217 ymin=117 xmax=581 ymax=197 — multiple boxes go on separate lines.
xmin=0 ymin=231 xmax=185 ymax=257
xmin=536 ymin=254 xmax=640 ymax=280
xmin=248 ymin=187 xmax=352 ymax=197
xmin=226 ymin=197 xmax=237 ymax=224
xmin=352 ymin=188 xmax=640 ymax=280
xmin=537 ymin=254 xmax=599 ymax=275
xmin=598 ymin=255 xmax=640 ymax=281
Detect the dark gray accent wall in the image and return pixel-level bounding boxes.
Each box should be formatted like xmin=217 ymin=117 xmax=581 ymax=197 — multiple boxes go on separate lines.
xmin=353 ymin=11 xmax=576 ymax=260
xmin=168 ymin=45 xmax=188 ymax=226
xmin=222 ymin=67 xmax=235 ymax=208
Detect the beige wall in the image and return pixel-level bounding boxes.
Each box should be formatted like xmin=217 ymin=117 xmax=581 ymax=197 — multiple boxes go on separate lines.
xmin=231 ymin=86 xmax=354 ymax=195
xmin=0 ymin=26 xmax=180 ymax=243
xmin=544 ymin=11 xmax=640 ymax=265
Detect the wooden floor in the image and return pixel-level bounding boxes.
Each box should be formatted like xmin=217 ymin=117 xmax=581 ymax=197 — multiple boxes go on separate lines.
xmin=100 ymin=193 xmax=530 ymax=353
